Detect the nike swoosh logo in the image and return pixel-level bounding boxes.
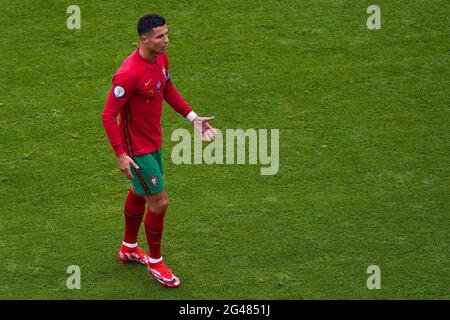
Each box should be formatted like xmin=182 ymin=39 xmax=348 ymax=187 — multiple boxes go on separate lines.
xmin=144 ymin=79 xmax=152 ymax=86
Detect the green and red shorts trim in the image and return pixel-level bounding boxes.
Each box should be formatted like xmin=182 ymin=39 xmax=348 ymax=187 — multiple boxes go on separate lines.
xmin=130 ymin=149 xmax=165 ymax=196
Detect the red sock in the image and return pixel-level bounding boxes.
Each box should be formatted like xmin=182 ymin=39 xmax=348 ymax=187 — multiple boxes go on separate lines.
xmin=144 ymin=208 xmax=165 ymax=259
xmin=123 ymin=189 xmax=146 ymax=245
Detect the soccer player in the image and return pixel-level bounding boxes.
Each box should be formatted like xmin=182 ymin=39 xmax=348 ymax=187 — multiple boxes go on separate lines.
xmin=102 ymin=14 xmax=217 ymax=288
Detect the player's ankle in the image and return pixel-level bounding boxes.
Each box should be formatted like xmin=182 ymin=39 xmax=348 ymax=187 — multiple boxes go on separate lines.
xmin=149 ymin=256 xmax=163 ymax=264
xmin=121 ymin=241 xmax=138 ymax=250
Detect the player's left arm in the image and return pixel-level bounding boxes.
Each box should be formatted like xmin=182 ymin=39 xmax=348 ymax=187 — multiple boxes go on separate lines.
xmin=162 ymin=56 xmax=217 ymax=141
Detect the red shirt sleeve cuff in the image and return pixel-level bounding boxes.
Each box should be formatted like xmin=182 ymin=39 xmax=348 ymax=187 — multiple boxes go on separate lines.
xmin=113 ymin=146 xmax=126 ymax=156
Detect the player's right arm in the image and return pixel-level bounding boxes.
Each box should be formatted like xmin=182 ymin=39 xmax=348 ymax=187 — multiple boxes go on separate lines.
xmin=101 ymin=71 xmax=139 ymax=179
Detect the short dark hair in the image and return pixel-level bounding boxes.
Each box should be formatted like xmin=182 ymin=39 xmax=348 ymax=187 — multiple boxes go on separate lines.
xmin=137 ymin=14 xmax=166 ymax=36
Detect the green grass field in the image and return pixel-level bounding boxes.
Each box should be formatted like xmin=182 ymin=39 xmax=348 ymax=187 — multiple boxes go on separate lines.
xmin=0 ymin=0 xmax=448 ymax=299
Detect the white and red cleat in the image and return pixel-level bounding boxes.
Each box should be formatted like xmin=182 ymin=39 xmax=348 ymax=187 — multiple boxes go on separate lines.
xmin=148 ymin=259 xmax=181 ymax=288
xmin=118 ymin=245 xmax=150 ymax=265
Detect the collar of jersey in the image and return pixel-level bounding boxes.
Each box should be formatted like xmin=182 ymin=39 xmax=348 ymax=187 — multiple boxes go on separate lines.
xmin=135 ymin=48 xmax=157 ymax=70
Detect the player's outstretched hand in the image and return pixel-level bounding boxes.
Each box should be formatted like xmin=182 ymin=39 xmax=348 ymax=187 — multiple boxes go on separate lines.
xmin=193 ymin=116 xmax=218 ymax=141
xmin=117 ymin=153 xmax=139 ymax=180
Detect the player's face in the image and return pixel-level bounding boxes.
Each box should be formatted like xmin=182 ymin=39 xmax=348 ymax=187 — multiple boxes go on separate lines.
xmin=141 ymin=25 xmax=169 ymax=54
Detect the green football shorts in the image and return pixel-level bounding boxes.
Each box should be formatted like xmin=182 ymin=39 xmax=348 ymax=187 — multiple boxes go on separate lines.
xmin=130 ymin=149 xmax=165 ymax=196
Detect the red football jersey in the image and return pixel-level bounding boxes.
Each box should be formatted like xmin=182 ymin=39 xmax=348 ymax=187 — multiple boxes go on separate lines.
xmin=102 ymin=48 xmax=193 ymax=156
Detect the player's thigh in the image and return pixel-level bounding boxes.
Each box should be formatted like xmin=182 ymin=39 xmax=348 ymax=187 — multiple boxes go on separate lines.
xmin=130 ymin=152 xmax=165 ymax=197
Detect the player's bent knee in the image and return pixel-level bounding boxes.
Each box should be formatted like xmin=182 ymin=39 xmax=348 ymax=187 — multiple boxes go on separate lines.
xmin=146 ymin=189 xmax=169 ymax=213
xmin=148 ymin=197 xmax=169 ymax=214
xmin=156 ymin=198 xmax=169 ymax=213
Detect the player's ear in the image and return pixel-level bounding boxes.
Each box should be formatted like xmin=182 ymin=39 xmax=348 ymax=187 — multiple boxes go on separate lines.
xmin=140 ymin=32 xmax=151 ymax=42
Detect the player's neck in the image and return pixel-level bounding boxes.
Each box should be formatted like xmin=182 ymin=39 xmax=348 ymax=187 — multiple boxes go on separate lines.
xmin=138 ymin=45 xmax=158 ymax=64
